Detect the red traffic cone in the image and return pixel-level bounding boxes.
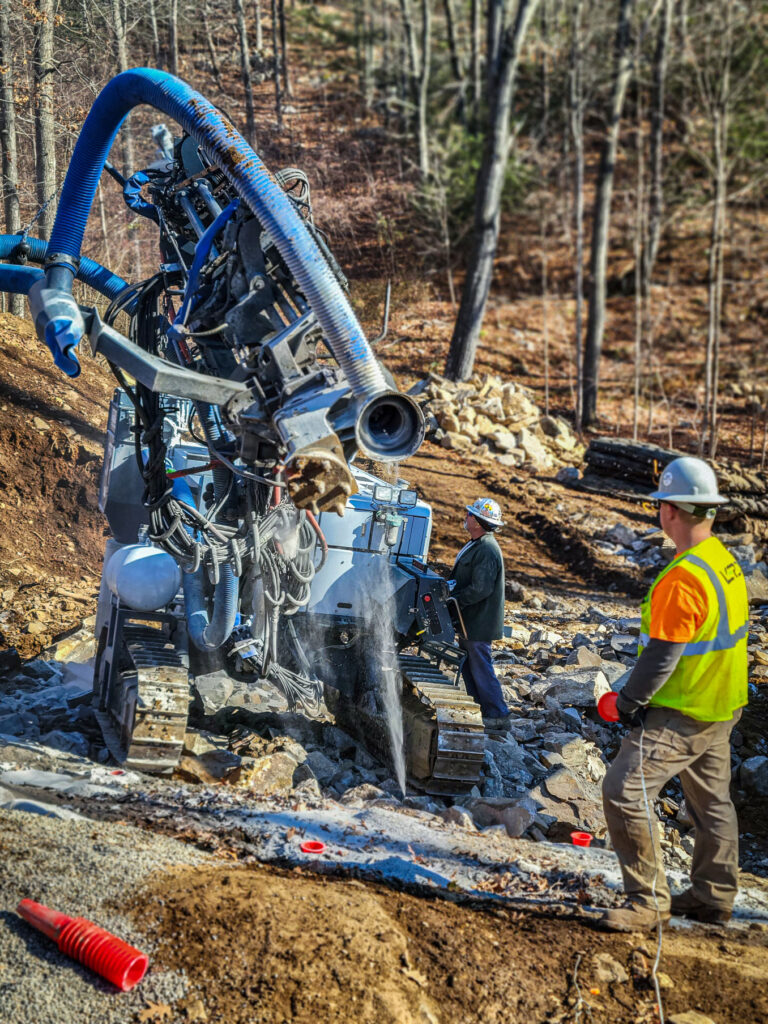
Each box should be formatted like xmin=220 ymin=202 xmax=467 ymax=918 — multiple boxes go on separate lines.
xmin=17 ymin=899 xmax=149 ymax=991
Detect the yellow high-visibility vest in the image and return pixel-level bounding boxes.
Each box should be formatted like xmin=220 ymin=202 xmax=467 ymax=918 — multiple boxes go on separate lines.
xmin=639 ymin=535 xmax=749 ymax=721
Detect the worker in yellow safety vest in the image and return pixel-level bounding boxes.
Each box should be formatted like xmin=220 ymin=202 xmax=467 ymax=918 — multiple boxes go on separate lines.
xmin=599 ymin=456 xmax=749 ymax=932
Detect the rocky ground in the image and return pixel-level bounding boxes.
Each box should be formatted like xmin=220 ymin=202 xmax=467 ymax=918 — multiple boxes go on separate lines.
xmin=1 ymin=534 xmax=768 ymax=1023
xmin=1 ymin=318 xmax=767 ymax=1022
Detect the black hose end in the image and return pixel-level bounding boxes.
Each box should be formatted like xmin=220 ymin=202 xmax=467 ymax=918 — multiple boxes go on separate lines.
xmin=355 ymin=392 xmax=425 ymax=463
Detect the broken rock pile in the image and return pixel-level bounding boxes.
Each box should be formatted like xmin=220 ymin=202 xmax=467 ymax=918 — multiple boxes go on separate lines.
xmin=412 ymin=372 xmax=584 ymax=471
xmin=2 ymin=594 xmax=768 ymax=877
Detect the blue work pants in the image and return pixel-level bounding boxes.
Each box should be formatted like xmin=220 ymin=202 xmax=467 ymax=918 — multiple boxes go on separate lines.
xmin=459 ymin=639 xmax=509 ymax=719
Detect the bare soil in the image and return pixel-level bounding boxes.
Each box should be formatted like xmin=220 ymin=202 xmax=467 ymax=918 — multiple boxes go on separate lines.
xmin=0 ymin=314 xmax=111 ymax=658
xmin=131 ymin=862 xmax=768 ymax=1024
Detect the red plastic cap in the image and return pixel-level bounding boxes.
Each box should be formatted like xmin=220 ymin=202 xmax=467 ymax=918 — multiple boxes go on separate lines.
xmin=300 ymin=841 xmax=325 ymax=855
xmin=571 ymin=831 xmax=593 ymax=847
xmin=597 ymin=691 xmax=620 ymax=722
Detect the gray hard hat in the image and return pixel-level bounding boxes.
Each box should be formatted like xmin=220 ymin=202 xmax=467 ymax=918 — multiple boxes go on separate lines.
xmin=649 ymin=456 xmax=727 ymax=508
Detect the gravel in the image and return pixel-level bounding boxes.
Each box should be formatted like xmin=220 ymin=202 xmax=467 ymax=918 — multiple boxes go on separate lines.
xmin=0 ymin=808 xmax=212 ymax=1024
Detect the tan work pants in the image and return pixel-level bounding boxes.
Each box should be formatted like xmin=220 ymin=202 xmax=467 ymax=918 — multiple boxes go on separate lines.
xmin=602 ymin=706 xmax=742 ymax=912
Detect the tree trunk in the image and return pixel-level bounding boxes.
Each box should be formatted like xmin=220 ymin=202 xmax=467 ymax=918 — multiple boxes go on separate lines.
xmin=470 ymin=0 xmax=481 ymax=128
xmin=538 ymin=0 xmax=549 ymax=143
xmin=278 ymin=0 xmax=291 ymax=97
xmin=111 ymin=0 xmax=135 ymax=174
xmin=645 ymin=0 xmax=672 ymax=283
xmin=234 ymin=0 xmax=257 ymax=143
xmin=148 ymin=0 xmax=162 ymax=66
xmin=169 ymin=0 xmax=179 ymax=76
xmin=400 ymin=0 xmax=420 ymax=129
xmin=569 ymin=0 xmax=584 ymax=431
xmin=363 ymin=0 xmax=375 ymax=110
xmin=581 ymin=0 xmax=635 ymax=426
xmin=540 ymin=198 xmax=550 ymax=416
xmin=633 ymin=54 xmax=645 ymax=442
xmin=271 ymin=0 xmax=282 ymax=130
xmin=254 ymin=0 xmax=263 ymax=51
xmin=487 ymin=0 xmax=505 ymax=91
xmin=706 ymin=103 xmax=728 ymax=457
xmin=442 ymin=0 xmax=466 ymax=121
xmin=33 ymin=0 xmax=56 ymax=242
xmin=203 ymin=0 xmax=222 ymax=85
xmin=417 ymin=0 xmax=431 ymax=178
xmin=445 ymin=0 xmax=541 ymax=381
xmin=0 ymin=0 xmax=23 ymax=315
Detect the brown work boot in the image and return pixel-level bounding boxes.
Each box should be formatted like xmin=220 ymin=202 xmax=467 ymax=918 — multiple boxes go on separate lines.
xmin=596 ymin=900 xmax=670 ymax=933
xmin=670 ymin=889 xmax=732 ymax=924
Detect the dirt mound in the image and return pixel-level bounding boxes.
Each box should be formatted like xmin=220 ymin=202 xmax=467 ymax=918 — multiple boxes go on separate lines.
xmin=132 ymin=863 xmax=768 ymax=1024
xmin=0 ymin=313 xmax=112 ymax=657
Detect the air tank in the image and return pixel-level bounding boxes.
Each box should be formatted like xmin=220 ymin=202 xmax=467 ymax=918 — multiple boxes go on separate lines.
xmin=105 ymin=544 xmax=181 ymax=612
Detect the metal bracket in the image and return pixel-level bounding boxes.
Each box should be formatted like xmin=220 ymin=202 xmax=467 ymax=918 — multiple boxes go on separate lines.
xmin=85 ymin=308 xmax=256 ymax=408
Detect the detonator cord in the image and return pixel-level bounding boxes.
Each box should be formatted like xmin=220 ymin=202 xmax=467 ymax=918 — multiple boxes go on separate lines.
xmin=639 ymin=718 xmax=666 ymax=1024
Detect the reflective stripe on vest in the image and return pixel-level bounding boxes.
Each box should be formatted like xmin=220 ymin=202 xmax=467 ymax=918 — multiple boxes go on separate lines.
xmin=639 ymin=535 xmax=749 ymax=721
xmin=638 ymin=552 xmax=748 ymax=655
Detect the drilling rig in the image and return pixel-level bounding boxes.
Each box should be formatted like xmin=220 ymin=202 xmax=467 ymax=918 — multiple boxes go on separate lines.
xmin=0 ymin=70 xmax=485 ymax=793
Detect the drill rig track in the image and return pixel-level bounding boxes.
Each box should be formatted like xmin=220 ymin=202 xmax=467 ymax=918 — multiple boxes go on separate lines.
xmin=330 ymin=648 xmax=486 ymax=795
xmin=93 ymin=614 xmax=191 ymax=775
xmin=399 ymin=652 xmax=486 ymax=795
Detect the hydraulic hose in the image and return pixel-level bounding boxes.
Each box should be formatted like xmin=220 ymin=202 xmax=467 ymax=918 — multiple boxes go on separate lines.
xmin=0 ymin=234 xmax=128 ymax=301
xmin=171 ymin=474 xmax=237 ymax=652
xmin=36 ymin=68 xmax=389 ymax=400
xmin=0 ymin=265 xmax=44 ymax=295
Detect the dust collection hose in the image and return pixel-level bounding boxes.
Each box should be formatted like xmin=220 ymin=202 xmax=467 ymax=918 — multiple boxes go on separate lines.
xmin=31 ymin=68 xmax=391 ymax=402
xmin=0 ymin=234 xmax=128 ymax=300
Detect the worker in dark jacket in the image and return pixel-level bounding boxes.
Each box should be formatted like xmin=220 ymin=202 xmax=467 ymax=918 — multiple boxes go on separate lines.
xmin=448 ymin=498 xmax=510 ymax=730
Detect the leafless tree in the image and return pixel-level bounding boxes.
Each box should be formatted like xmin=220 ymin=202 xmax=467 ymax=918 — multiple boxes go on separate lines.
xmin=202 ymin=0 xmax=222 ymax=85
xmin=33 ymin=0 xmax=57 ymax=241
xmin=581 ymin=0 xmax=637 ymax=426
xmin=148 ymin=0 xmax=162 ymax=66
xmin=254 ymin=0 xmax=264 ymax=52
xmin=644 ymin=0 xmax=671 ymax=283
xmin=169 ymin=0 xmax=179 ymax=75
xmin=417 ymin=0 xmax=431 ymax=178
xmin=442 ymin=0 xmax=466 ymax=121
xmin=271 ymin=0 xmax=282 ymax=130
xmin=0 ymin=0 xmax=23 ymax=314
xmin=278 ymin=0 xmax=291 ymax=98
xmin=687 ymin=1 xmax=760 ymax=456
xmin=445 ymin=0 xmax=541 ymax=381
xmin=234 ymin=0 xmax=256 ymax=143
xmin=469 ymin=0 xmax=481 ymax=127
xmin=568 ymin=0 xmax=585 ymax=432
xmin=400 ymin=0 xmax=420 ymax=131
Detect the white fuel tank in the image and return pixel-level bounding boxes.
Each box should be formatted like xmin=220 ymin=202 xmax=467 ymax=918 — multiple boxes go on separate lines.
xmin=105 ymin=544 xmax=181 ymax=612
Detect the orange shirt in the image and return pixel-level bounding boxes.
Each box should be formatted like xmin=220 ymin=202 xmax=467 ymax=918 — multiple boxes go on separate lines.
xmin=649 ymin=565 xmax=709 ymax=643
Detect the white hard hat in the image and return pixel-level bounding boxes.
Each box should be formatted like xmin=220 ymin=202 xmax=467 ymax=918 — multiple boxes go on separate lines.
xmin=649 ymin=456 xmax=727 ymax=513
xmin=466 ymin=497 xmax=505 ymax=528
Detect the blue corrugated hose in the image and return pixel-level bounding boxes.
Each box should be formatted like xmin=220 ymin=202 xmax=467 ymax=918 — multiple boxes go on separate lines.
xmin=170 ymin=474 xmax=237 ymax=652
xmin=0 ymin=234 xmax=128 ymax=300
xmin=40 ymin=68 xmax=388 ymax=399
